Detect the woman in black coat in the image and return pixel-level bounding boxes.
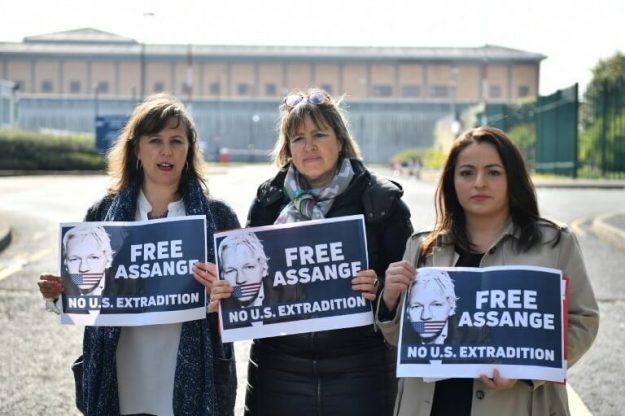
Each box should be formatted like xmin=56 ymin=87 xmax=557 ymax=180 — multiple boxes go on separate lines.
xmin=206 ymin=88 xmax=413 ymax=416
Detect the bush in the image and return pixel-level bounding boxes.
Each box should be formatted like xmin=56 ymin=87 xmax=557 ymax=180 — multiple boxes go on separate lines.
xmin=391 ymin=148 xmax=446 ymax=169
xmin=0 ymin=129 xmax=105 ymax=171
xmin=507 ymin=123 xmax=536 ymax=170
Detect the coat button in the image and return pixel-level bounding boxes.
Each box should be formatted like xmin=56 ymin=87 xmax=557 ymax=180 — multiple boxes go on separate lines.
xmin=488 ymin=247 xmax=496 ymax=254
xmin=475 ymin=390 xmax=485 ymax=400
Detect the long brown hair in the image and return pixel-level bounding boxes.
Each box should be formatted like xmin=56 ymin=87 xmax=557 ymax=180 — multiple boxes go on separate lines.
xmin=421 ymin=126 xmax=559 ymax=256
xmin=106 ymin=93 xmax=206 ymax=194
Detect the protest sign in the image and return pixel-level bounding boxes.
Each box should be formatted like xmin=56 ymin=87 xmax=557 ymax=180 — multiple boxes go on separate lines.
xmin=215 ymin=215 xmax=371 ymax=342
xmin=58 ymin=215 xmax=207 ymax=326
xmin=397 ymin=265 xmax=566 ymax=382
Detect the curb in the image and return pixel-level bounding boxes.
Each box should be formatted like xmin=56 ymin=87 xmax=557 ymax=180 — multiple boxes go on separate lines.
xmin=590 ymin=212 xmax=625 ymax=251
xmin=534 ymin=182 xmax=625 ymax=189
xmin=0 ymin=218 xmax=11 ymax=253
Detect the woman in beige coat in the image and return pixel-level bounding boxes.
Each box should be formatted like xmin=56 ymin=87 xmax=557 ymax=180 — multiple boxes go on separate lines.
xmin=377 ymin=126 xmax=599 ymax=416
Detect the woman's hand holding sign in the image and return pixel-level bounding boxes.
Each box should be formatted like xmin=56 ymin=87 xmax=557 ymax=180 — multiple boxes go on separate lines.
xmin=352 ymin=269 xmax=379 ymax=301
xmin=193 ymin=262 xmax=233 ymax=313
xmin=38 ymin=273 xmax=64 ymax=299
xmin=479 ymin=369 xmax=518 ymax=390
xmin=383 ymin=260 xmax=416 ymax=313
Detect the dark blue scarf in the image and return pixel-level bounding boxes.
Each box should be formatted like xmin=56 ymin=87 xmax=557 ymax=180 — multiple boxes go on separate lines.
xmin=81 ymin=179 xmax=220 ymax=416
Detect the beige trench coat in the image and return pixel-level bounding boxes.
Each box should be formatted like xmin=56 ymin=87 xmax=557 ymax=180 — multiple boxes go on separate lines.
xmin=377 ymin=221 xmax=599 ymax=416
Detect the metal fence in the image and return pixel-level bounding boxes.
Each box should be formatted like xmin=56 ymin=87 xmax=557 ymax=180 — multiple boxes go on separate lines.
xmin=535 ymin=84 xmax=578 ymax=177
xmin=14 ymin=97 xmax=470 ymax=164
xmin=479 ymin=101 xmax=537 ymax=169
xmin=480 ymin=82 xmax=625 ymax=179
xmin=579 ymin=79 xmax=625 ymax=178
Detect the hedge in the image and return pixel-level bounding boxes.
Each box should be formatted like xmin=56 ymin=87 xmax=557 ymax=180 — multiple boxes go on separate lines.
xmin=0 ymin=129 xmax=105 ymax=171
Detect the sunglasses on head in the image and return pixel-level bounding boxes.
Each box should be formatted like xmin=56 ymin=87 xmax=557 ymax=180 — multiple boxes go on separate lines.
xmin=283 ymin=92 xmax=327 ymax=108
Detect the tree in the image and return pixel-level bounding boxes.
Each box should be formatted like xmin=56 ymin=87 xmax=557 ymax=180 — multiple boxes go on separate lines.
xmin=587 ymin=52 xmax=625 ymax=89
xmin=582 ymin=52 xmax=625 ymax=128
xmin=580 ymin=52 xmax=625 ymax=176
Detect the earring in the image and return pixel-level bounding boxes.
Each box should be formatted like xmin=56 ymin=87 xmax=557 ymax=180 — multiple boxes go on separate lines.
xmin=136 ymin=159 xmax=142 ymax=170
xmin=185 ymin=161 xmax=189 ymax=172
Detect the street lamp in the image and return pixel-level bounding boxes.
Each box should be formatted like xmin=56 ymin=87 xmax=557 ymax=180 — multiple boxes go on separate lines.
xmin=11 ymin=81 xmax=20 ymax=128
xmin=450 ymin=66 xmax=460 ymax=137
xmin=139 ymin=12 xmax=155 ymax=102
xmin=140 ymin=43 xmax=146 ymax=101
xmin=94 ymin=82 xmax=100 ymax=118
xmin=249 ymin=113 xmax=260 ymax=163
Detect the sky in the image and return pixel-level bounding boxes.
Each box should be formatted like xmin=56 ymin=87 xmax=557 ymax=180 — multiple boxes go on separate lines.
xmin=0 ymin=0 xmax=623 ymax=95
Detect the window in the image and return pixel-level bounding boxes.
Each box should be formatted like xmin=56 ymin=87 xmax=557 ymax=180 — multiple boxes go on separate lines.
xmin=320 ymin=84 xmax=333 ymax=94
xmin=428 ymin=85 xmax=449 ymax=98
xmin=489 ymin=85 xmax=501 ymax=99
xmin=518 ymin=85 xmax=530 ymax=98
xmin=98 ymin=82 xmax=109 ymax=94
xmin=237 ymin=83 xmax=251 ymax=96
xmin=401 ymin=85 xmax=421 ymax=97
xmin=41 ymin=80 xmax=53 ymax=93
xmin=153 ymin=82 xmax=165 ymax=92
xmin=265 ymin=83 xmax=277 ymax=96
xmin=209 ymin=82 xmax=221 ymax=95
xmin=69 ymin=81 xmax=81 ymax=94
xmin=372 ymin=85 xmax=392 ymax=97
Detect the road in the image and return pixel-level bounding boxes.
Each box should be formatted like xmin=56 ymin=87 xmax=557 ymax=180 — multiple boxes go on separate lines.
xmin=0 ymin=165 xmax=623 ymax=415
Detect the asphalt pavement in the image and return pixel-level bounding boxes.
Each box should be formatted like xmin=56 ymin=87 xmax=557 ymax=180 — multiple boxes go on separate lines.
xmin=0 ymin=173 xmax=623 ymax=416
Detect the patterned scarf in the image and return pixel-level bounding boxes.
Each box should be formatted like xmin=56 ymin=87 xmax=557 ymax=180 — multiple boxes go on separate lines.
xmin=81 ymin=179 xmax=224 ymax=416
xmin=275 ymin=157 xmax=355 ymax=224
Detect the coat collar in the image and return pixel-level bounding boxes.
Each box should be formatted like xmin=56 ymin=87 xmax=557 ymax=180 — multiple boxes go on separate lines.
xmin=258 ymin=158 xmax=369 ymax=207
xmin=429 ymin=218 xmax=518 ymax=266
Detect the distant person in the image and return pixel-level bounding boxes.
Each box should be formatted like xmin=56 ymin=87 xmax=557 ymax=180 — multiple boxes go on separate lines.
xmin=37 ymin=93 xmax=238 ymax=416
xmin=378 ymin=126 xmax=599 ymax=416
xmin=218 ymin=231 xmax=269 ymax=308
xmin=410 ymin=156 xmax=422 ymax=180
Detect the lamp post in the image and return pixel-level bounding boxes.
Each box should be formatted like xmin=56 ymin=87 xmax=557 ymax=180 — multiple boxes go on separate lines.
xmin=139 ymin=12 xmax=155 ymax=102
xmin=249 ymin=113 xmax=260 ymax=163
xmin=94 ymin=82 xmax=100 ymax=118
xmin=11 ymin=81 xmax=20 ymax=128
xmin=140 ymin=43 xmax=146 ymax=101
xmin=450 ymin=66 xmax=460 ymax=137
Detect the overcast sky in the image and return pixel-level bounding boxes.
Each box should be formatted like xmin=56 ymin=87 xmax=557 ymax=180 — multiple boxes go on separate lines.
xmin=0 ymin=0 xmax=623 ymax=95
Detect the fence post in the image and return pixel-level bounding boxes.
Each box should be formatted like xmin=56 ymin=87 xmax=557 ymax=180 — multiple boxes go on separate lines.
xmin=600 ymin=81 xmax=608 ymax=176
xmin=573 ymin=83 xmax=579 ymax=178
